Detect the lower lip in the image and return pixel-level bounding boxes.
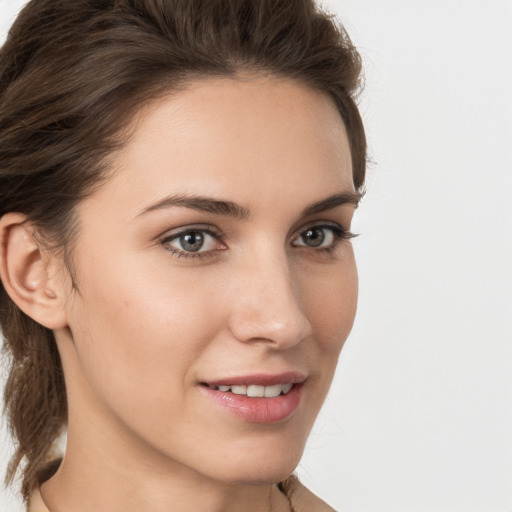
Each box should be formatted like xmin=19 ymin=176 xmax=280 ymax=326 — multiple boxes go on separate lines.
xmin=200 ymin=384 xmax=303 ymax=423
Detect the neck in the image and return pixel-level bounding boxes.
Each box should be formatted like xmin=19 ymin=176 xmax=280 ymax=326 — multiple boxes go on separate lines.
xmin=41 ymin=464 xmax=289 ymax=512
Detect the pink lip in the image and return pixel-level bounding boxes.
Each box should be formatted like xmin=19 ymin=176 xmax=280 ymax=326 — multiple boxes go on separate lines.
xmin=200 ymin=384 xmax=303 ymax=423
xmin=199 ymin=373 xmax=306 ymax=424
xmin=203 ymin=371 xmax=306 ymax=387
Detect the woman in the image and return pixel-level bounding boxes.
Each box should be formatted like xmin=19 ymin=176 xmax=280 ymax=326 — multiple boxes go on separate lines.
xmin=0 ymin=0 xmax=366 ymax=510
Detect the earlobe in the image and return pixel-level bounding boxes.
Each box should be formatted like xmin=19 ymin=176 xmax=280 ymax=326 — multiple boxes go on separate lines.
xmin=0 ymin=213 xmax=68 ymax=329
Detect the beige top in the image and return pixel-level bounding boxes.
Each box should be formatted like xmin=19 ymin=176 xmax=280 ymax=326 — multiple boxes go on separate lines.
xmin=28 ymin=475 xmax=336 ymax=512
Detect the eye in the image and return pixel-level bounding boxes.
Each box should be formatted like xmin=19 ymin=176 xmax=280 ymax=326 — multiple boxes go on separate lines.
xmin=292 ymin=223 xmax=353 ymax=250
xmin=161 ymin=228 xmax=225 ymax=258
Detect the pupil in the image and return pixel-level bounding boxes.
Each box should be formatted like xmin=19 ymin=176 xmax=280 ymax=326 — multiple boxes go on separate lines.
xmin=304 ymin=228 xmax=324 ymax=247
xmin=181 ymin=231 xmax=204 ymax=252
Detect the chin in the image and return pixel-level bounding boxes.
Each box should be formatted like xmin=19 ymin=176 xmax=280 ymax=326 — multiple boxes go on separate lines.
xmin=215 ymin=461 xmax=300 ymax=487
xmin=197 ymin=436 xmax=307 ymax=486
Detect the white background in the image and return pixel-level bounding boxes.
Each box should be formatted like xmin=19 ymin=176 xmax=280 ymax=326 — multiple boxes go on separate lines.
xmin=1 ymin=1 xmax=511 ymax=511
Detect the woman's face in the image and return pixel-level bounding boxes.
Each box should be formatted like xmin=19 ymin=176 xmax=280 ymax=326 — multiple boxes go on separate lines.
xmin=57 ymin=76 xmax=359 ymax=484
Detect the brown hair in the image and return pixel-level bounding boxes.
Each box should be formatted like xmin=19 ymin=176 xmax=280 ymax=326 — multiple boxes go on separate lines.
xmin=0 ymin=0 xmax=366 ymax=501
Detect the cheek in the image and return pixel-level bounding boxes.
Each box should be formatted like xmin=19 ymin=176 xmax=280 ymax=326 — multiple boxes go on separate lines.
xmin=299 ymin=253 xmax=357 ymax=411
xmin=66 ymin=257 xmax=224 ymax=416
xmin=301 ymin=251 xmax=358 ymax=353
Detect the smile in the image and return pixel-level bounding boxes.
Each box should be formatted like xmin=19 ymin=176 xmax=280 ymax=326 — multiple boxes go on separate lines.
xmin=201 ymin=376 xmax=305 ymax=423
xmin=206 ymin=383 xmax=293 ymax=398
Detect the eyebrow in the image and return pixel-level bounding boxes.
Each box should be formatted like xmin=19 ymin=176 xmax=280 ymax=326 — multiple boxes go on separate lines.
xmin=300 ymin=191 xmax=363 ymax=217
xmin=137 ymin=194 xmax=250 ymax=220
xmin=137 ymin=190 xmax=363 ymax=220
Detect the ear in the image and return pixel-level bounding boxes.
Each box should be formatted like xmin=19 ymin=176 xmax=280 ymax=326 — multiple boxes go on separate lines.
xmin=0 ymin=213 xmax=68 ymax=329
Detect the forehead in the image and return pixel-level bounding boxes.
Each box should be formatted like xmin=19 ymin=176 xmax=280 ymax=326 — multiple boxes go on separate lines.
xmin=84 ymin=76 xmax=354 ymax=218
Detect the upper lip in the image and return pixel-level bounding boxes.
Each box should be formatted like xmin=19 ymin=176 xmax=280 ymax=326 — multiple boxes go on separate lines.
xmin=203 ymin=372 xmax=307 ymax=387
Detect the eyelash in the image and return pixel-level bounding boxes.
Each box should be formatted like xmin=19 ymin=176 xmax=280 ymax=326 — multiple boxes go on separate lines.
xmin=160 ymin=226 xmax=223 ymax=261
xmin=159 ymin=223 xmax=356 ymax=261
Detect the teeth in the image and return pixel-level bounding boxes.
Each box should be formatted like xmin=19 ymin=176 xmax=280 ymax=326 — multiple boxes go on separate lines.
xmin=231 ymin=385 xmax=247 ymax=395
xmin=247 ymin=385 xmax=265 ymax=397
xmin=282 ymin=383 xmax=293 ymax=394
xmin=210 ymin=383 xmax=294 ymax=397
xmin=264 ymin=384 xmax=283 ymax=398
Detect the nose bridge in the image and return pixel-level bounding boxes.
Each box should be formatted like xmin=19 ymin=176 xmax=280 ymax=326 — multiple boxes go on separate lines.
xmin=227 ymin=247 xmax=312 ymax=348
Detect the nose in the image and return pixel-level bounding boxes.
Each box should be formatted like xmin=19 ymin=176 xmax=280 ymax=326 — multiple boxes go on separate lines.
xmin=226 ymin=251 xmax=312 ymax=349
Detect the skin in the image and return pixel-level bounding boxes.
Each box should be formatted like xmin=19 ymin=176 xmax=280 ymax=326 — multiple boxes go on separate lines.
xmin=4 ymin=76 xmax=359 ymax=511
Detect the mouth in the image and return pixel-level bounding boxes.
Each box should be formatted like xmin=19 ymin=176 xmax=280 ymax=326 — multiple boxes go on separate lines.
xmin=203 ymin=382 xmax=294 ymax=398
xmin=199 ymin=373 xmax=306 ymax=423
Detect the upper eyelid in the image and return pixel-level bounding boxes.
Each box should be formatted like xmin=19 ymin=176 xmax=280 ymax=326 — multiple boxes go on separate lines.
xmin=159 ymin=224 xmax=224 ymax=241
xmin=159 ymin=220 xmax=345 ymax=239
xmin=292 ymin=219 xmax=347 ymax=237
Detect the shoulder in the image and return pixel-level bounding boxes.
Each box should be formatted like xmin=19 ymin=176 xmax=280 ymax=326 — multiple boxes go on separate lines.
xmin=281 ymin=475 xmax=337 ymax=512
